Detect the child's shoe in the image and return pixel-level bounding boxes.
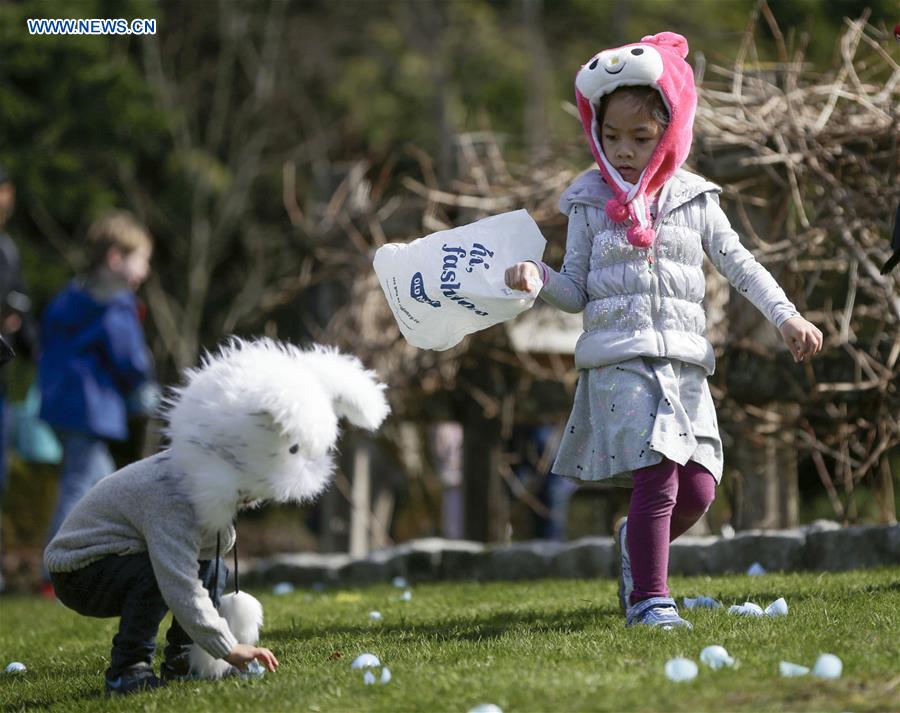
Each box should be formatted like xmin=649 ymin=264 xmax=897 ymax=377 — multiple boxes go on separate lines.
xmin=104 ymin=662 xmax=165 ymax=696
xmin=613 ymin=517 xmax=633 ymax=613
xmin=160 ymin=657 xmax=199 ymax=682
xmin=626 ymin=597 xmax=693 ymax=630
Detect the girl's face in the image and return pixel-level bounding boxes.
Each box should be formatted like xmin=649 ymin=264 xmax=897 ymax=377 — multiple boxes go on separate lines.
xmin=600 ymin=93 xmax=664 ymax=184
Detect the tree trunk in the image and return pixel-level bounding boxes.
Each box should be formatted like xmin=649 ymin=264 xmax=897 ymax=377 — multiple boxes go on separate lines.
xmin=462 ymin=402 xmax=506 ymax=542
xmin=349 ymin=441 xmax=371 ymax=557
xmin=720 ymin=180 xmax=800 ymax=531
xmin=318 ymin=487 xmax=346 ymax=554
xmin=876 ymin=454 xmax=897 ymax=525
xmin=416 ymin=0 xmax=453 ymax=184
xmin=731 ymin=403 xmax=800 ymax=529
xmin=522 ymin=0 xmax=549 ymax=160
xmin=610 ymin=0 xmax=631 ymax=42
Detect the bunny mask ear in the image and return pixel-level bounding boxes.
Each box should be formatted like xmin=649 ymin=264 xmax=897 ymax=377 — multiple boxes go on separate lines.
xmin=574 ymin=31 xmax=697 ymax=248
xmin=642 ymin=31 xmax=689 ymax=59
xmin=298 ymin=346 xmax=390 ymax=432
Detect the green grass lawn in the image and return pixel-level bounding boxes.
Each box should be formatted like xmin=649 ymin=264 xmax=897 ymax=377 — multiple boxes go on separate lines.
xmin=1 ymin=568 xmax=899 ymax=712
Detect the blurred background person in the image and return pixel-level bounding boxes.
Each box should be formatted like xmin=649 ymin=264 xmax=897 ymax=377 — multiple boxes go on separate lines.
xmin=37 ymin=210 xmax=157 ymax=596
xmin=509 ymin=423 xmax=575 ymax=541
xmin=0 ymin=163 xmax=39 ymax=593
xmin=430 ymin=421 xmax=464 ymax=540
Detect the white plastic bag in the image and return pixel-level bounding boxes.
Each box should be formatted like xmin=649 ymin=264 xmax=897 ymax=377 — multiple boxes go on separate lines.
xmin=373 ymin=210 xmax=546 ymax=350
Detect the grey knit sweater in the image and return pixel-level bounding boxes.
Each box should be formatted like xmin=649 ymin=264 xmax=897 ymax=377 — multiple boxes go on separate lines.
xmin=44 ymin=451 xmax=239 ymax=659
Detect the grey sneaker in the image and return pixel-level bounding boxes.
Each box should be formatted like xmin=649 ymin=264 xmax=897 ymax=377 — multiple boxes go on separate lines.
xmin=104 ymin=662 xmax=166 ymax=696
xmin=614 ymin=517 xmax=633 ymax=613
xmin=626 ymin=596 xmax=693 ymax=630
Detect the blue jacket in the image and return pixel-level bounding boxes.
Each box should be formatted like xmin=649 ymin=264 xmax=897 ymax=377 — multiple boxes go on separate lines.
xmin=38 ymin=282 xmax=153 ymax=440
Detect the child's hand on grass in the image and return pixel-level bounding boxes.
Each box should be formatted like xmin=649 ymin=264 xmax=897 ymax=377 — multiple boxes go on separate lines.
xmin=505 ymin=261 xmax=542 ymax=292
xmin=226 ymin=644 xmax=279 ymax=672
xmin=779 ymin=316 xmax=823 ymax=362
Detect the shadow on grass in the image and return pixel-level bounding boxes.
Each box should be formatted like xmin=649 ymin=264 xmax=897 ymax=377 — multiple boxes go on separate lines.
xmin=265 ymin=601 xmax=620 ymax=644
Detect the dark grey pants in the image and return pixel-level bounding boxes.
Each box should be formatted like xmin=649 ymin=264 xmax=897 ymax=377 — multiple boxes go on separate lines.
xmin=51 ymin=553 xmax=226 ymax=677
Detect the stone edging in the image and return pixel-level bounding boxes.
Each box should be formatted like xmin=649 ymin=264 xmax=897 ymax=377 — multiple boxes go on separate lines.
xmin=242 ymin=522 xmax=900 ymax=588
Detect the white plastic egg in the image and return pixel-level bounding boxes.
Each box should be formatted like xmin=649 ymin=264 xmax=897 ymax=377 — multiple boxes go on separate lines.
xmin=664 ymin=657 xmax=698 ymax=682
xmin=700 ymin=645 xmax=734 ymax=670
xmin=811 ymin=653 xmax=842 ymax=679
xmin=351 ymin=653 xmax=381 ymax=669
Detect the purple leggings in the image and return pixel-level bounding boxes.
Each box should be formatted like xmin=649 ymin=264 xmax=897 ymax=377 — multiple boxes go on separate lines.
xmin=627 ymin=458 xmax=716 ymax=605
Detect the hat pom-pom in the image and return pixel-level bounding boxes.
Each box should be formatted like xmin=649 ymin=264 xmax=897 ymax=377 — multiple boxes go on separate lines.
xmin=627 ymin=224 xmax=655 ymax=248
xmin=605 ymin=198 xmax=630 ymax=223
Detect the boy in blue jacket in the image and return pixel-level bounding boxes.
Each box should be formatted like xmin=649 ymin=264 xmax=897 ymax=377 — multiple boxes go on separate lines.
xmin=39 ymin=210 xmax=156 ymax=593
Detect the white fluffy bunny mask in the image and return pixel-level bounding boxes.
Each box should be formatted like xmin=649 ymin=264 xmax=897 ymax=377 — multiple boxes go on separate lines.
xmin=164 ymin=337 xmax=390 ymax=533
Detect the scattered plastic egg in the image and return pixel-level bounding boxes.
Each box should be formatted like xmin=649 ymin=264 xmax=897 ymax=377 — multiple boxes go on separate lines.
xmin=243 ymin=660 xmax=265 ymax=678
xmin=272 ymin=582 xmax=294 ymax=595
xmin=4 ymin=662 xmax=26 ymax=674
xmin=812 ymin=653 xmax=842 ymax=679
xmin=664 ymin=657 xmax=698 ymax=682
xmin=746 ymin=562 xmax=766 ymax=576
xmin=779 ymin=661 xmax=810 ymax=677
xmin=764 ymin=597 xmax=788 ymax=617
xmin=351 ymin=653 xmax=381 ymax=669
xmin=369 ymin=611 xmax=383 ymax=621
xmin=468 ymin=705 xmax=503 ymax=713
xmin=727 ymin=602 xmax=765 ymax=617
xmin=683 ymin=595 xmax=722 ymax=610
xmin=720 ymin=524 xmax=736 ymax=539
xmin=700 ymin=645 xmax=735 ymax=670
xmin=392 ymin=576 xmax=408 ymax=588
xmin=400 ymin=590 xmax=412 ymax=602
xmin=363 ymin=671 xmax=376 ymax=685
xmin=380 ymin=667 xmax=392 ymax=684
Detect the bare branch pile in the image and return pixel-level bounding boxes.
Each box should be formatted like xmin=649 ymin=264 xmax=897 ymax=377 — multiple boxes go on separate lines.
xmin=694 ymin=9 xmax=899 ymax=522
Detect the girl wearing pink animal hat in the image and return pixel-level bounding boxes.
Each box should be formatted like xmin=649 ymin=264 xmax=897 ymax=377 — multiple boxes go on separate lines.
xmin=505 ymin=32 xmax=823 ymax=629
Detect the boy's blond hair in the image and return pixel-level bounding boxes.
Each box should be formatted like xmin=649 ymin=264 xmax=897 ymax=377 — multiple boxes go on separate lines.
xmin=86 ymin=210 xmax=153 ymax=268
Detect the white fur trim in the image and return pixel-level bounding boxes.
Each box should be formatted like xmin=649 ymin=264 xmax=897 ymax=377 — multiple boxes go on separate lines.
xmin=632 ymin=194 xmax=649 ymax=228
xmin=587 ymin=107 xmax=627 ymax=193
xmin=190 ymin=592 xmax=264 ymax=679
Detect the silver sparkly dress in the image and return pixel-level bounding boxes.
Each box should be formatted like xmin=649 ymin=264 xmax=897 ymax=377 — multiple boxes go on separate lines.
xmin=553 ymin=356 xmax=722 ymax=486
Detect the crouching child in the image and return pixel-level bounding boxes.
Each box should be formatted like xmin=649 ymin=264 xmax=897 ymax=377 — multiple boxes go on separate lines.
xmin=44 ymin=338 xmax=390 ymax=695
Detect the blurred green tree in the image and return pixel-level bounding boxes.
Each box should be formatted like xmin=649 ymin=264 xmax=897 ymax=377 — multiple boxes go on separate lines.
xmin=0 ymin=0 xmax=166 ymax=314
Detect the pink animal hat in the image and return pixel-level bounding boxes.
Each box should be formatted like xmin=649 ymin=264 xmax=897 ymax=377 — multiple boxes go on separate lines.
xmin=575 ymin=32 xmax=697 ymax=248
